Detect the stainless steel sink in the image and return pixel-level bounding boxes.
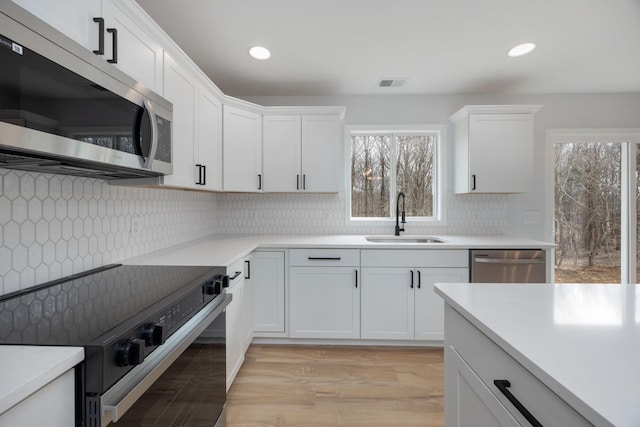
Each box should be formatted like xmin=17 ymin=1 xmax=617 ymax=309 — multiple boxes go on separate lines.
xmin=365 ymin=236 xmax=445 ymax=244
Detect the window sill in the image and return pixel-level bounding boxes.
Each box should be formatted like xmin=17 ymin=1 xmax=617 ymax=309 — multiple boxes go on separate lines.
xmin=347 ymin=217 xmax=447 ymax=227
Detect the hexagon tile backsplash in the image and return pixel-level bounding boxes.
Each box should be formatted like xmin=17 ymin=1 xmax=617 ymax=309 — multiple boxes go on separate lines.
xmin=1 ymin=168 xmax=508 ymax=297
xmin=0 ymin=169 xmax=217 ymax=296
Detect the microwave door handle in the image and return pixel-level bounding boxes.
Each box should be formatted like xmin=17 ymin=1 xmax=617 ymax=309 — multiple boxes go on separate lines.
xmin=142 ymin=99 xmax=158 ymax=169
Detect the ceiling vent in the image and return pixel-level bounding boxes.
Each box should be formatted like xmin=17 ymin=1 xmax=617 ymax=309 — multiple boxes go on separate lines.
xmin=377 ymin=78 xmax=407 ymax=88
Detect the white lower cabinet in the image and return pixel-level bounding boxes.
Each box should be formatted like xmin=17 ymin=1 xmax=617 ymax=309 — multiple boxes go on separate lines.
xmin=225 ymin=262 xmax=245 ymax=390
xmin=289 ymin=249 xmax=360 ymax=339
xmin=415 ymin=268 xmax=468 ymax=340
xmin=449 ymin=346 xmax=521 ymax=426
xmin=290 ymin=266 xmax=359 ymax=338
xmin=0 ymin=369 xmax=75 ymax=427
xmin=252 ymin=251 xmax=286 ymax=335
xmin=242 ymin=257 xmax=254 ymax=352
xmin=444 ymin=305 xmax=592 ymax=427
xmin=361 ymin=250 xmax=468 ymax=341
xmin=361 ymin=268 xmax=414 ymax=340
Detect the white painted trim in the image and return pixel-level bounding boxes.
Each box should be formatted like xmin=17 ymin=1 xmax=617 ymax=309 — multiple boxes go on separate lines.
xmin=622 ymin=144 xmax=637 ymax=284
xmin=548 ymin=128 xmax=640 ymax=144
xmin=252 ymin=337 xmax=444 ymax=347
xmin=449 ymin=105 xmax=542 ymax=123
xmin=343 ymin=124 xmax=448 ymax=227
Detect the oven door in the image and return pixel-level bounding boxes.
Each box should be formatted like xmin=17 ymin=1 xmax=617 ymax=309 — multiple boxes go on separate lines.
xmin=97 ymin=294 xmax=230 ymax=427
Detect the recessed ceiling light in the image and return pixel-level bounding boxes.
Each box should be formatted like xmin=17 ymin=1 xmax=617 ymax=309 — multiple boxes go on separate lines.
xmin=507 ymin=42 xmax=536 ymax=58
xmin=248 ymin=46 xmax=271 ymax=60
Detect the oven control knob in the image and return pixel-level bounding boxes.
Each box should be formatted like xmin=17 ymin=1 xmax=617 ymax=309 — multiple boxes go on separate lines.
xmin=204 ymin=280 xmax=220 ymax=295
xmin=116 ymin=338 xmax=145 ymax=367
xmin=142 ymin=323 xmax=166 ymax=347
xmin=217 ymin=274 xmax=230 ymax=288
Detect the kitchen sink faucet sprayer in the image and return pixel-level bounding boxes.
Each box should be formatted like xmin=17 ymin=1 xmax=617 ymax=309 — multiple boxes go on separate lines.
xmin=395 ymin=192 xmax=406 ymax=236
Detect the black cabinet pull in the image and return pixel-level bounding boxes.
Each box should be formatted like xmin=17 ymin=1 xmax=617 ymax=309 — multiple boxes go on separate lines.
xmin=355 ymin=270 xmax=358 ymax=288
xmin=493 ymin=380 xmax=542 ymax=427
xmin=107 ymin=28 xmax=118 ymax=63
xmin=303 ymin=174 xmax=306 ymax=190
xmin=472 ymin=174 xmax=477 ymax=191
xmin=229 ymin=271 xmax=242 ymax=281
xmin=258 ymin=174 xmax=262 ymax=190
xmin=410 ymin=270 xmax=414 ymax=288
xmin=195 ymin=164 xmax=202 ymax=185
xmin=297 ymin=174 xmax=300 ymax=190
xmin=245 ymin=260 xmax=251 ymax=279
xmin=202 ymin=165 xmax=206 ymax=186
xmin=92 ymin=17 xmax=104 ymax=55
xmin=417 ymin=270 xmax=421 ymax=289
xmin=308 ymin=257 xmax=341 ymax=261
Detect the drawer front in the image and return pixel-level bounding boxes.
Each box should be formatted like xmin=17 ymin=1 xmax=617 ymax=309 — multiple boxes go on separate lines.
xmin=446 ymin=307 xmax=592 ymax=427
xmin=290 ymin=249 xmax=360 ymax=267
xmin=226 ymin=258 xmax=245 ymax=289
xmin=361 ymin=249 xmax=468 ymax=268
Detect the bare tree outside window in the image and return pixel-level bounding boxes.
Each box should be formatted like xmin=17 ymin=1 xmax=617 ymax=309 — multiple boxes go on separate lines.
xmin=554 ymin=142 xmax=621 ymax=283
xmin=396 ymin=135 xmax=435 ymax=217
xmin=351 ymin=133 xmax=436 ymax=219
xmin=351 ymin=135 xmax=391 ymax=217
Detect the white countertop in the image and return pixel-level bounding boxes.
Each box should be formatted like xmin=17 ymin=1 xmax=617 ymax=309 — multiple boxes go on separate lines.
xmin=0 ymin=346 xmax=84 ymax=415
xmin=434 ymin=282 xmax=640 ymax=427
xmin=124 ymin=234 xmax=554 ymax=267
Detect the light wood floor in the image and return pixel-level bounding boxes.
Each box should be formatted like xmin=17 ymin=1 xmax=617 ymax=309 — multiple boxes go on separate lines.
xmin=226 ymin=345 xmax=444 ymax=427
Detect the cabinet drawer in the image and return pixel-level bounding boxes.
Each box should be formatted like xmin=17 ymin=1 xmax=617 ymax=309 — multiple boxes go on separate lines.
xmin=446 ymin=307 xmax=592 ymax=426
xmin=361 ymin=250 xmax=468 ymax=268
xmin=226 ymin=258 xmax=245 ymax=289
xmin=290 ymin=249 xmax=359 ymax=267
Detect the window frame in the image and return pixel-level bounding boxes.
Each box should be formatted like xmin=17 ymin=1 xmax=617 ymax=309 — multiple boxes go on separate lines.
xmin=344 ymin=124 xmax=447 ymax=227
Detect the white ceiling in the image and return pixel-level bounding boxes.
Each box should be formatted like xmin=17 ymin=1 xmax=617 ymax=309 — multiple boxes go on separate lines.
xmin=135 ymin=0 xmax=640 ymax=97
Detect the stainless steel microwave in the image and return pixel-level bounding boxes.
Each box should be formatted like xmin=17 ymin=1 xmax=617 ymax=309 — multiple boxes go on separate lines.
xmin=0 ymin=4 xmax=172 ymax=179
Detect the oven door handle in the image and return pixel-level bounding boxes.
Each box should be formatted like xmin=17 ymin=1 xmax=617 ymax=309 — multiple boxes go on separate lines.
xmin=101 ymin=293 xmax=231 ymax=425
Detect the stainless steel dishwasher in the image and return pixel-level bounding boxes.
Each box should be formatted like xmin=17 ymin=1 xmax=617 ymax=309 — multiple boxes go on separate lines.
xmin=470 ymin=249 xmax=546 ymax=283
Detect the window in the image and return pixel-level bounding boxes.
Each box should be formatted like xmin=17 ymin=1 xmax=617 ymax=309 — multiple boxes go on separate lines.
xmin=549 ymin=129 xmax=640 ymax=284
xmin=346 ymin=125 xmax=444 ymax=224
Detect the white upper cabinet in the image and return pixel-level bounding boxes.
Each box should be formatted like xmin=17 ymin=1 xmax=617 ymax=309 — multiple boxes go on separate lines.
xmin=100 ymin=0 xmax=164 ymax=94
xmin=262 ymin=114 xmax=341 ymax=193
xmin=223 ymin=105 xmax=263 ymax=192
xmin=11 ymin=0 xmax=101 ymax=49
xmin=196 ymin=84 xmax=223 ymax=190
xmin=451 ymin=105 xmax=541 ymax=194
xmin=12 ymin=0 xmax=347 ymax=194
xmin=262 ymin=115 xmax=302 ymax=192
xmin=161 ymin=54 xmax=222 ymax=190
xmin=13 ymin=0 xmax=164 ymax=94
xmin=161 ymin=53 xmax=196 ymax=189
xmin=301 ymin=115 xmax=341 ymax=192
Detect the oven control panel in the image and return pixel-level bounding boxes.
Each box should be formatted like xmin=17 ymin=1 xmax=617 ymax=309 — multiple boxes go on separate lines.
xmin=101 ymin=275 xmax=225 ymax=385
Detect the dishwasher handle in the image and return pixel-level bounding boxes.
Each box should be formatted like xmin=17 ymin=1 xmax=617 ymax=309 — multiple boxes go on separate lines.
xmin=473 ymin=257 xmax=545 ymax=265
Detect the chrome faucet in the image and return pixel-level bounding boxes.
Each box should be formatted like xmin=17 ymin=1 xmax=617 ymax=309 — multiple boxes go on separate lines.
xmin=395 ymin=192 xmax=406 ymax=236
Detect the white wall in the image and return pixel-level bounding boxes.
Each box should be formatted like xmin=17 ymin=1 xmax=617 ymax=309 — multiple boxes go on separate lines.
xmin=245 ymin=93 xmax=640 ymax=240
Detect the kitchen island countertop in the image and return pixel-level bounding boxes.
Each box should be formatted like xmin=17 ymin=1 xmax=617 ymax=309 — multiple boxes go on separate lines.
xmin=434 ymin=282 xmax=640 ymax=427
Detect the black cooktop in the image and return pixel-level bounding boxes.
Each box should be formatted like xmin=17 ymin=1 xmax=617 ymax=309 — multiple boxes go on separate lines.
xmin=0 ymin=264 xmax=220 ymax=346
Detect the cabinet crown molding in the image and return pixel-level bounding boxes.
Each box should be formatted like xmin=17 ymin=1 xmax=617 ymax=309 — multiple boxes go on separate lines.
xmin=450 ymin=105 xmax=542 ymax=123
